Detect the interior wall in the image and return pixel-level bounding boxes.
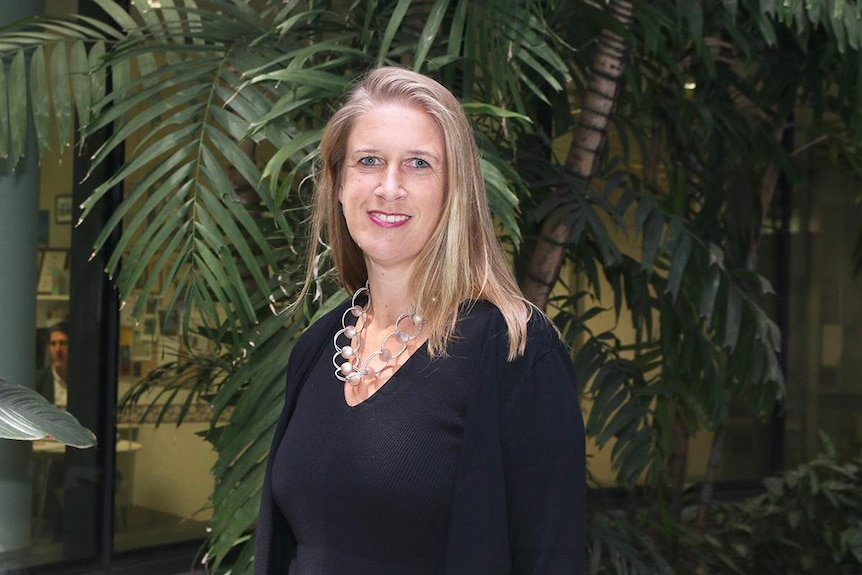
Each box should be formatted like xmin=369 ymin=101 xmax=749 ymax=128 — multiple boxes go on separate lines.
xmin=130 ymin=423 xmax=216 ymax=520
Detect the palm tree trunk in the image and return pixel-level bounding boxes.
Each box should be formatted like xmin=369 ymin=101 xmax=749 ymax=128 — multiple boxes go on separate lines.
xmin=522 ymin=0 xmax=634 ymax=308
xmin=696 ymin=420 xmax=725 ymax=530
xmin=669 ymin=414 xmax=689 ymax=523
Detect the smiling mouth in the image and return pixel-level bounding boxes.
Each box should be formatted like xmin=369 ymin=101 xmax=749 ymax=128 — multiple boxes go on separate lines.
xmin=371 ymin=212 xmax=410 ymax=224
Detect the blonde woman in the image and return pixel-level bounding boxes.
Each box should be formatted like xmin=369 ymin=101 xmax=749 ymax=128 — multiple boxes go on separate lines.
xmin=254 ymin=66 xmax=585 ymax=575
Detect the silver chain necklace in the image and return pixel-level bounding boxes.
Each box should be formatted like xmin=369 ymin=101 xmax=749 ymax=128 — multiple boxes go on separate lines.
xmin=332 ymin=282 xmax=424 ymax=386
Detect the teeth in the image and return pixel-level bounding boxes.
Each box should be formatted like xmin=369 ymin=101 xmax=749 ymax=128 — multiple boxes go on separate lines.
xmin=376 ymin=213 xmax=409 ymax=223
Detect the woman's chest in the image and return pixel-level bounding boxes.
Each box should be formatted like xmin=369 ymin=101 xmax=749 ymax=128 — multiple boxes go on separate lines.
xmin=271 ymin=345 xmax=487 ymax=566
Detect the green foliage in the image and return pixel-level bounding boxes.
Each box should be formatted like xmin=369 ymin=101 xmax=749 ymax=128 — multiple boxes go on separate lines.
xmin=683 ymin=435 xmax=862 ymax=575
xmin=587 ymin=508 xmax=674 ymax=575
xmin=549 ymin=0 xmax=862 ymax=500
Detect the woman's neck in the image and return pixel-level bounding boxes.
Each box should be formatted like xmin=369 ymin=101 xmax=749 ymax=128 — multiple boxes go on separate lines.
xmin=365 ymin=267 xmax=415 ymax=327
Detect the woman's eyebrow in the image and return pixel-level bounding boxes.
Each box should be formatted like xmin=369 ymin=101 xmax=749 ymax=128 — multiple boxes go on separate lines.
xmin=405 ymin=149 xmax=441 ymax=160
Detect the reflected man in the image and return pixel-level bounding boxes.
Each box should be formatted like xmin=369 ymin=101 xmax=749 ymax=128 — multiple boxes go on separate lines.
xmin=36 ymin=321 xmax=69 ymax=407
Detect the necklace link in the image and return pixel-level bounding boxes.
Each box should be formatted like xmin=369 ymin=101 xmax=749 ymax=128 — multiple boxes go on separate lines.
xmin=332 ymin=282 xmax=424 ymax=385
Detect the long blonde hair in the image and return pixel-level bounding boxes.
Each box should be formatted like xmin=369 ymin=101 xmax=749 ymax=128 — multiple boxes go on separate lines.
xmin=301 ymin=66 xmax=532 ymax=359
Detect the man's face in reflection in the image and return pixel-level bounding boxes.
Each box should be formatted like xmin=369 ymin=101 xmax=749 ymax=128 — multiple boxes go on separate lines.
xmin=49 ymin=330 xmax=69 ymax=372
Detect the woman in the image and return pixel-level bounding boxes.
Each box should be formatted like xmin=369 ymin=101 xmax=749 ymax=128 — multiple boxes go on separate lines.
xmin=254 ymin=66 xmax=585 ymax=574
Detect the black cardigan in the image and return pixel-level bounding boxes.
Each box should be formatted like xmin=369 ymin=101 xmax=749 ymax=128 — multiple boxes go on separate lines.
xmin=253 ymin=301 xmax=586 ymax=574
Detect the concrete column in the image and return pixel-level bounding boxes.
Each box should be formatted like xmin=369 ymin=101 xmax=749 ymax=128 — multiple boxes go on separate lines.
xmin=0 ymin=0 xmax=46 ymax=551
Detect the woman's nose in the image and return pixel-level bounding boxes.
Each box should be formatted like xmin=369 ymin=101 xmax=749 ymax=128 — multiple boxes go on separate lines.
xmin=375 ymin=165 xmax=406 ymax=200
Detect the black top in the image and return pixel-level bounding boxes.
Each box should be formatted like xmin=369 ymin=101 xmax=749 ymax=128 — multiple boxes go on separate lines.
xmin=255 ymin=300 xmax=586 ymax=575
xmin=272 ymin=337 xmax=473 ymax=574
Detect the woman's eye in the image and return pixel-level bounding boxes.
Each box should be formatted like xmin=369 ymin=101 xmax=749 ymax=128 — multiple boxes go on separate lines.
xmin=358 ymin=156 xmax=379 ymax=166
xmin=410 ymin=158 xmax=430 ymax=169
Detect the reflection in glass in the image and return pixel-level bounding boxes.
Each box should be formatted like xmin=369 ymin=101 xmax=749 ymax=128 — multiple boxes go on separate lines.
xmin=114 ymin=293 xmax=214 ymax=552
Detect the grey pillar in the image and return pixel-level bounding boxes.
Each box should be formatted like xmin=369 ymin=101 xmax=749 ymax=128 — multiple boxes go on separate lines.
xmin=0 ymin=0 xmax=46 ymax=551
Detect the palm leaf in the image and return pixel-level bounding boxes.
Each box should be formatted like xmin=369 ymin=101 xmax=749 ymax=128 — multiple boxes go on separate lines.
xmin=0 ymin=378 xmax=96 ymax=448
xmin=30 ymin=45 xmax=51 ymax=154
xmin=69 ymin=40 xmax=93 ymax=128
xmin=8 ymin=50 xmax=27 ymax=167
xmin=50 ymin=42 xmax=74 ymax=150
xmin=412 ymin=0 xmax=451 ymax=69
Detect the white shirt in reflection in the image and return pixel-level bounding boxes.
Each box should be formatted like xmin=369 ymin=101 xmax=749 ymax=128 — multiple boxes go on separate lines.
xmin=52 ymin=366 xmax=67 ymax=408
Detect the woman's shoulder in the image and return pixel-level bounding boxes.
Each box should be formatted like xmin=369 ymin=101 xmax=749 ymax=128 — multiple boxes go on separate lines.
xmin=458 ymin=301 xmax=578 ymax=404
xmin=459 ymin=300 xmax=564 ymax=357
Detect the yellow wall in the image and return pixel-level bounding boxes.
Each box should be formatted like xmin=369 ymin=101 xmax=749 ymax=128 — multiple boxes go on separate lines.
xmin=130 ymin=422 xmax=216 ymax=520
xmin=116 ymin=378 xmax=217 ymax=521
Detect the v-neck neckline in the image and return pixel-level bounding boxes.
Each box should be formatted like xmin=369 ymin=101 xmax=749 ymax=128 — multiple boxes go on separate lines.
xmin=342 ymin=341 xmax=428 ymax=409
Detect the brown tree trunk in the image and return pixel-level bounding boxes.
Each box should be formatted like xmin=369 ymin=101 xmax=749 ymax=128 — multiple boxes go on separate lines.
xmin=669 ymin=414 xmax=689 ymax=523
xmin=696 ymin=420 xmax=725 ymax=530
xmin=522 ymin=0 xmax=634 ymax=308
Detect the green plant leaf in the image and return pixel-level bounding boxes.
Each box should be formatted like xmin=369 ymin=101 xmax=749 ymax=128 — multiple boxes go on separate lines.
xmin=724 ymin=285 xmax=742 ymax=351
xmin=699 ymin=263 xmax=721 ymax=323
xmin=50 ymin=42 xmax=73 ymax=150
xmin=377 ymin=0 xmax=412 ymax=66
xmin=666 ymin=233 xmax=691 ymax=299
xmin=88 ymin=40 xmax=107 ymax=119
xmin=69 ymin=40 xmax=92 ymax=128
xmin=413 ymin=0 xmax=450 ymax=70
xmin=8 ymin=49 xmax=27 ymax=167
xmin=29 ymin=45 xmax=51 ymax=155
xmin=94 ymin=0 xmax=140 ymax=30
xmin=0 ymin=378 xmax=96 ymax=448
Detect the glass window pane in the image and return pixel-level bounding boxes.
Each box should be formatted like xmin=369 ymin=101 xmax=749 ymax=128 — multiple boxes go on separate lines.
xmin=6 ymin=144 xmax=99 ymax=572
xmin=114 ymin=298 xmax=214 ymax=551
xmin=785 ymin=169 xmax=862 ymax=466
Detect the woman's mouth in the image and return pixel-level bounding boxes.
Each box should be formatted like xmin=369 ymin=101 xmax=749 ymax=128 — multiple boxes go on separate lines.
xmin=370 ymin=211 xmax=410 ymax=227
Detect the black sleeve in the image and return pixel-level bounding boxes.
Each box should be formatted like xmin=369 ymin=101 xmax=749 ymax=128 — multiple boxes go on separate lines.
xmin=499 ymin=320 xmax=586 ymax=574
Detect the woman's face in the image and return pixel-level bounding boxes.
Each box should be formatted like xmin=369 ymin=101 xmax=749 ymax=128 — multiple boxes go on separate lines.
xmin=339 ymin=102 xmax=446 ymax=277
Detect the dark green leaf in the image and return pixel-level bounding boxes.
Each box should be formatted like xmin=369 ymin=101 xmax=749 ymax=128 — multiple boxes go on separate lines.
xmin=699 ymin=264 xmax=721 ymax=323
xmin=30 ymin=45 xmax=51 ymax=155
xmin=88 ymin=41 xmax=107 ymax=119
xmin=8 ymin=50 xmax=27 ymax=166
xmin=377 ymin=0 xmax=412 ymax=66
xmin=724 ymin=285 xmax=742 ymax=350
xmin=413 ymin=0 xmax=450 ymax=70
xmin=50 ymin=42 xmax=73 ymax=150
xmin=69 ymin=40 xmax=91 ymax=128
xmin=666 ymin=233 xmax=691 ymax=299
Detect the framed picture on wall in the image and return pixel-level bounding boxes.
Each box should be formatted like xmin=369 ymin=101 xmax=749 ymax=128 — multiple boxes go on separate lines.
xmin=55 ymin=195 xmax=73 ymax=224
xmin=37 ymin=249 xmax=68 ymax=294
